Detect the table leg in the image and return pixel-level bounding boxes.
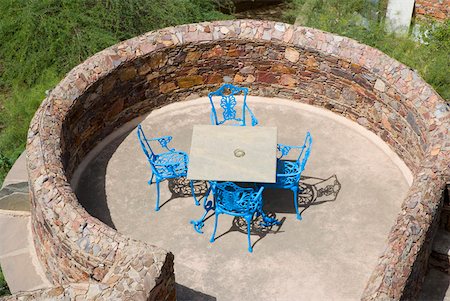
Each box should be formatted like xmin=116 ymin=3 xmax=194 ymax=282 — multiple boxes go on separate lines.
xmin=190 ymin=187 xmax=214 ymax=234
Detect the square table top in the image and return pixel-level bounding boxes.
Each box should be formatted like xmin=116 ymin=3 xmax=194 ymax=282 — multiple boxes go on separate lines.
xmin=187 ymin=125 xmax=277 ymax=183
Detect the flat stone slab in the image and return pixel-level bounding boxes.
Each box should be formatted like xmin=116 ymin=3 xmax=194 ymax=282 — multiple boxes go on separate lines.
xmin=1 ymin=251 xmax=47 ymax=293
xmin=0 ymin=214 xmax=50 ymax=293
xmin=0 ymin=191 xmax=30 ymax=212
xmin=188 ymin=125 xmax=277 ymax=182
xmin=73 ymin=97 xmax=411 ymax=301
xmin=0 ymin=215 xmax=29 ymax=256
xmin=1 ymin=152 xmax=27 ymax=189
xmin=0 ymin=182 xmax=30 ymax=212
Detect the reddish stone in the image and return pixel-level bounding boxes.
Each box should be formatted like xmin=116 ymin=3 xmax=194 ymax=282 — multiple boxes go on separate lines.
xmin=206 ymin=73 xmax=222 ymax=84
xmin=299 ymin=71 xmax=313 ymax=78
xmin=204 ymin=45 xmax=223 ymax=58
xmin=271 ymin=64 xmax=296 ymax=74
xmin=256 ymin=71 xmax=277 ymax=84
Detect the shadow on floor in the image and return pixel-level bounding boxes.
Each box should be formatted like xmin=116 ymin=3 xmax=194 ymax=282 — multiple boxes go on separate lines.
xmin=214 ymin=213 xmax=286 ymax=249
xmin=176 ymin=283 xmax=216 ymax=301
xmin=157 ymin=178 xmax=209 ymax=210
xmin=263 ymin=175 xmax=342 ymax=215
xmin=180 ymin=174 xmax=342 ymax=249
xmin=74 ymin=131 xmax=132 ymax=230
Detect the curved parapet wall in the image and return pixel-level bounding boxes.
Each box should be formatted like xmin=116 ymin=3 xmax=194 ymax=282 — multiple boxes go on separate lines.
xmin=20 ymin=20 xmax=448 ymax=300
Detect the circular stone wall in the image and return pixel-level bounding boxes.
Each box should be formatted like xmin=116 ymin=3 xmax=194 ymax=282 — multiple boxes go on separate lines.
xmin=24 ymin=20 xmax=449 ymax=300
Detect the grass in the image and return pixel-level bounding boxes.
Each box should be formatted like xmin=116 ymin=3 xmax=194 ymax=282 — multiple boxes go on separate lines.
xmin=0 ymin=267 xmax=10 ymax=296
xmin=0 ymin=1 xmax=229 ymax=293
xmin=0 ymin=0 xmax=230 ymax=186
xmin=283 ymin=0 xmax=449 ymax=100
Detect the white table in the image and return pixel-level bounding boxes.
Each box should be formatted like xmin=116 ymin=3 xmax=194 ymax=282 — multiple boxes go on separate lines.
xmin=187 ymin=125 xmax=277 ymax=183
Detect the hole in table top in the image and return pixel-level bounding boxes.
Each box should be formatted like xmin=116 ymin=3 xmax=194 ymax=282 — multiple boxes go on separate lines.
xmin=234 ymin=149 xmax=246 ymax=158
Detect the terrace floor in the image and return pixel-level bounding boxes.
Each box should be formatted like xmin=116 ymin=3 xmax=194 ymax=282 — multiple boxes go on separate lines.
xmin=72 ymin=97 xmax=411 ymax=301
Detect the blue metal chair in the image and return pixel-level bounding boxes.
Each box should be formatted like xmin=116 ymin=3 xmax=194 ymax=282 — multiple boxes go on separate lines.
xmin=136 ymin=124 xmax=198 ymax=211
xmin=262 ymin=132 xmax=312 ymax=220
xmin=208 ymin=83 xmax=258 ymax=126
xmin=191 ymin=181 xmax=279 ymax=253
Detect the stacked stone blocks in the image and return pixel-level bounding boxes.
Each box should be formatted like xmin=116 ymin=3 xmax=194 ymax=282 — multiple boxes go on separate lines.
xmin=6 ymin=20 xmax=448 ymax=300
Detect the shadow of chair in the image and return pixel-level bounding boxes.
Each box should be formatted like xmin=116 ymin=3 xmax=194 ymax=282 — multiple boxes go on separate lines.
xmin=263 ymin=174 xmax=342 ymax=216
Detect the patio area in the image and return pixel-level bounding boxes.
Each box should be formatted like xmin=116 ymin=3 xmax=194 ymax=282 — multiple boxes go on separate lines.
xmin=72 ymin=96 xmax=411 ymax=300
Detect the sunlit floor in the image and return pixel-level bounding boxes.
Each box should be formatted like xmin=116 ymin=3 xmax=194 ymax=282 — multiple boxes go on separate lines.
xmin=73 ymin=97 xmax=411 ymax=301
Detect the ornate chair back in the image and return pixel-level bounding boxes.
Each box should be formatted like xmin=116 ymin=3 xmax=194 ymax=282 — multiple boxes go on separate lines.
xmin=211 ymin=181 xmax=262 ymax=214
xmin=208 ymin=83 xmax=258 ymax=126
xmin=137 ymin=124 xmax=156 ymax=162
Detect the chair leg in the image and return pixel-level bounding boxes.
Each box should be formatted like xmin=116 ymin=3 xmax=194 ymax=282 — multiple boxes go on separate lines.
xmin=246 ymin=216 xmax=253 ymax=253
xmin=210 ymin=212 xmax=219 ymax=243
xmin=148 ymin=172 xmax=155 ymax=185
xmin=155 ymin=180 xmax=161 ymax=211
xmin=292 ymin=186 xmax=301 ymax=220
xmin=189 ymin=180 xmax=200 ymax=206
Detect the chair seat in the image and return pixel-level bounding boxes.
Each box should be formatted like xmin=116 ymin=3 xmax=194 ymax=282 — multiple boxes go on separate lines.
xmin=153 ymin=151 xmax=188 ymax=178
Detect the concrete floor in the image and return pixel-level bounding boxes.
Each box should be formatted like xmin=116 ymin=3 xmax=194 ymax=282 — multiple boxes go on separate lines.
xmin=73 ymin=97 xmax=411 ymax=301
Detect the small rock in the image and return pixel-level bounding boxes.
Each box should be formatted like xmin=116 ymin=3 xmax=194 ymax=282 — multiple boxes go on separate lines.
xmin=246 ymin=75 xmax=255 ymax=83
xmin=220 ymin=27 xmax=229 ymax=34
xmin=374 ymin=79 xmax=386 ymax=92
xmin=284 ymin=47 xmax=299 ymax=63
xmin=234 ymin=74 xmax=244 ymax=83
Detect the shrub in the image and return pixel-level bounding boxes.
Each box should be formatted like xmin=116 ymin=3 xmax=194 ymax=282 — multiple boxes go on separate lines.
xmin=0 ymin=0 xmax=229 ymax=185
xmin=284 ymin=0 xmax=449 ymax=100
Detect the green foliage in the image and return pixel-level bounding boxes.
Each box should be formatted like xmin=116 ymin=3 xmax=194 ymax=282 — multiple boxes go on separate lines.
xmin=0 ymin=0 xmax=229 ymax=185
xmin=0 ymin=266 xmax=10 ymax=296
xmin=0 ymin=0 xmax=229 ymax=88
xmin=284 ymin=0 xmax=449 ymax=100
xmin=0 ymin=69 xmax=60 ymax=177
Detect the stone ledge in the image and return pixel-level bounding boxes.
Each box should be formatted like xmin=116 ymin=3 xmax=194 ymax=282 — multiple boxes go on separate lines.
xmin=17 ymin=20 xmax=449 ymax=300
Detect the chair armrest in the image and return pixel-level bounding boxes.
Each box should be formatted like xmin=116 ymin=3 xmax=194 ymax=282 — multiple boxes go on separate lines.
xmin=277 ymin=144 xmax=305 ymax=159
xmin=253 ymin=186 xmax=264 ymax=199
xmin=145 ymin=136 xmax=174 ymax=152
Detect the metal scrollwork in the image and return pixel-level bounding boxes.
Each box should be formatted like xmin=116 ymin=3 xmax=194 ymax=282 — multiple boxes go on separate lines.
xmin=136 ymin=124 xmax=199 ymax=211
xmin=208 ymin=83 xmax=258 ymax=126
xmin=261 ymin=132 xmax=313 ymax=220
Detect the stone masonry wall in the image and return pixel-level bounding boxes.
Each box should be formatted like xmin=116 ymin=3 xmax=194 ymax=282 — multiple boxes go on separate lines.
xmin=415 ymin=0 xmax=450 ymax=21
xmin=17 ymin=20 xmax=449 ymax=300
